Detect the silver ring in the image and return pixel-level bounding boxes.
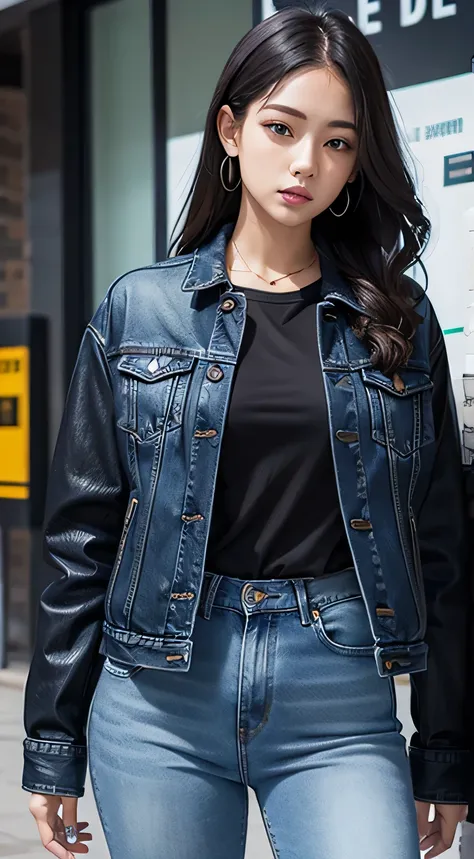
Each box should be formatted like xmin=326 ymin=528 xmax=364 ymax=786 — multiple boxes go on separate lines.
xmin=65 ymin=825 xmax=78 ymax=844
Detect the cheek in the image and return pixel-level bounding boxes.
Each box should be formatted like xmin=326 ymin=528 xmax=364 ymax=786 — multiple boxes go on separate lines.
xmin=318 ymin=153 xmax=357 ymax=195
xmin=238 ymin=132 xmax=287 ymax=190
xmin=326 ymin=149 xmax=358 ymax=180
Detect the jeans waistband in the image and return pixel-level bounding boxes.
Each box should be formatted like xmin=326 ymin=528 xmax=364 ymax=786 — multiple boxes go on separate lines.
xmin=198 ymin=567 xmax=361 ymax=627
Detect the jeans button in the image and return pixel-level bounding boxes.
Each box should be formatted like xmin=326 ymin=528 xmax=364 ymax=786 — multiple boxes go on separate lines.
xmin=242 ymin=583 xmax=266 ymax=606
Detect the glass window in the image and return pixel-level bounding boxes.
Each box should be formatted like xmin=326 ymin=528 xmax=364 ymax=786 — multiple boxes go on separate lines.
xmin=89 ymin=0 xmax=154 ymax=308
xmin=166 ymin=0 xmax=253 ymax=241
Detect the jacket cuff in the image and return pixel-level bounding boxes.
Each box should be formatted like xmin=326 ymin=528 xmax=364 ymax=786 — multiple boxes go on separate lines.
xmin=22 ymin=738 xmax=87 ymax=798
xmin=409 ymin=745 xmax=471 ymax=804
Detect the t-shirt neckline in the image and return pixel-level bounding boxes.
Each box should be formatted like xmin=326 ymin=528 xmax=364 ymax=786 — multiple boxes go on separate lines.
xmin=230 ymin=276 xmax=323 ymax=304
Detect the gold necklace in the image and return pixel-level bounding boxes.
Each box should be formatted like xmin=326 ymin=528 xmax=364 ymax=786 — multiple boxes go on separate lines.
xmin=231 ymin=240 xmax=317 ymax=287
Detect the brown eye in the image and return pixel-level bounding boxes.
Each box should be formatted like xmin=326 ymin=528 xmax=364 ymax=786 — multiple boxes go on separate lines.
xmin=326 ymin=139 xmax=351 ymax=151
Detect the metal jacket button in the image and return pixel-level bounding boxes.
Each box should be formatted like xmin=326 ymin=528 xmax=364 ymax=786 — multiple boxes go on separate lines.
xmin=392 ymin=373 xmax=405 ymax=393
xmin=220 ymin=298 xmax=236 ymax=313
xmin=206 ymin=364 xmax=224 ymax=382
xmin=336 ymin=430 xmax=359 ymax=443
xmin=350 ymin=519 xmax=372 ymax=531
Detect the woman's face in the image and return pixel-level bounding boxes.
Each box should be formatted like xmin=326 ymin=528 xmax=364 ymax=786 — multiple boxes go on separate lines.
xmin=218 ymin=66 xmax=359 ymax=227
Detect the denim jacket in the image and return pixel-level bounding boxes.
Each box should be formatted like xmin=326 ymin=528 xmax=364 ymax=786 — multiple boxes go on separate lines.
xmin=22 ymin=224 xmax=471 ymax=805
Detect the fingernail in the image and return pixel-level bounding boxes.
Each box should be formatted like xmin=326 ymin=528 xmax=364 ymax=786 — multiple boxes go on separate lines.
xmin=65 ymin=825 xmax=78 ymax=844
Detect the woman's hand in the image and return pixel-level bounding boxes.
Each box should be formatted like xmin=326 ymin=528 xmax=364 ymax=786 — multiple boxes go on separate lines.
xmin=416 ymin=800 xmax=467 ymax=857
xmin=29 ymin=794 xmax=92 ymax=858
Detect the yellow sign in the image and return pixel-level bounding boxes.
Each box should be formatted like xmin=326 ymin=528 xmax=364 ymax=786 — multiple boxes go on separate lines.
xmin=0 ymin=346 xmax=29 ymax=499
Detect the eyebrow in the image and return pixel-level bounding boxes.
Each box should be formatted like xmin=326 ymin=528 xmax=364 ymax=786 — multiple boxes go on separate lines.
xmin=262 ymin=103 xmax=357 ymax=131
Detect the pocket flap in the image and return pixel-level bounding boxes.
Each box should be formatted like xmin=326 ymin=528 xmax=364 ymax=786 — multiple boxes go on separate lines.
xmin=362 ymin=368 xmax=433 ymax=397
xmin=117 ymin=354 xmax=194 ymax=383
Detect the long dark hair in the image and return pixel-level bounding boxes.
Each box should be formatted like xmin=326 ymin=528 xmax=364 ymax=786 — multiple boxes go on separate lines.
xmin=170 ymin=5 xmax=430 ymax=375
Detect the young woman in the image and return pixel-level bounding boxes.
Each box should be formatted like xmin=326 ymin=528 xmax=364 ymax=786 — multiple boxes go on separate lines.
xmin=23 ymin=7 xmax=470 ymax=859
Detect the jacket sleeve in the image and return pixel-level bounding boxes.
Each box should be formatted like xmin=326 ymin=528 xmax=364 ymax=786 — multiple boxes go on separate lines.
xmin=22 ymin=319 xmax=128 ymax=797
xmin=464 ymin=465 xmax=474 ymax=821
xmin=408 ymin=307 xmax=471 ymax=804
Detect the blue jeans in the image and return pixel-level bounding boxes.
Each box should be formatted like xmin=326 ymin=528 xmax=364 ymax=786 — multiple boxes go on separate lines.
xmin=87 ymin=568 xmax=420 ymax=859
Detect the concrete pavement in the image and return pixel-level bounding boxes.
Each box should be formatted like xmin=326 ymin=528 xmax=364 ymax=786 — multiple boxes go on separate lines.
xmin=0 ymin=669 xmax=460 ymax=858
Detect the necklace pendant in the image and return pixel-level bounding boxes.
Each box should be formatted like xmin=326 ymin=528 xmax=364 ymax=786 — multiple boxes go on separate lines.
xmin=270 ymin=280 xmax=276 ymax=286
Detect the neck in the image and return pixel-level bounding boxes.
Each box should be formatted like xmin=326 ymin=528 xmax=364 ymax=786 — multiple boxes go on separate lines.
xmin=229 ymin=194 xmax=316 ymax=279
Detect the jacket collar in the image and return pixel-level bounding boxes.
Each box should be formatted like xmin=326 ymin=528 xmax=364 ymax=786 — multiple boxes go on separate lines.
xmin=181 ymin=222 xmax=367 ymax=316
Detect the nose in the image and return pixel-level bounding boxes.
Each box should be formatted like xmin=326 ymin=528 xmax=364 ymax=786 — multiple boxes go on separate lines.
xmin=289 ymin=140 xmax=316 ymax=179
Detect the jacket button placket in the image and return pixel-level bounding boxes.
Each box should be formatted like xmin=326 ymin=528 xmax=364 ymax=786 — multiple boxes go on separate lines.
xmin=168 ymin=294 xmax=246 ymax=642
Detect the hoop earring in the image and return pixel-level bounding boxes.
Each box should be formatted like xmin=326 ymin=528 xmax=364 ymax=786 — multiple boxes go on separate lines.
xmin=220 ymin=155 xmax=241 ymax=192
xmin=329 ymin=185 xmax=350 ymax=217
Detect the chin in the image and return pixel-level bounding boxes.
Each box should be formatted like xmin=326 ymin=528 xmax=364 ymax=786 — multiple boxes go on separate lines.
xmin=268 ymin=206 xmax=314 ymax=228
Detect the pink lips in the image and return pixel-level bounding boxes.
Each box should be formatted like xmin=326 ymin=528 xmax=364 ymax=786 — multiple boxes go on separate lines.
xmin=279 ymin=186 xmax=313 ymax=206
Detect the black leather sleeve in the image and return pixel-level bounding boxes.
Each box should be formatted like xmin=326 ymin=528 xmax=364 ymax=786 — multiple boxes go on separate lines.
xmin=22 ymin=322 xmax=128 ymax=797
xmin=408 ymin=308 xmax=471 ymax=804
xmin=464 ymin=465 xmax=474 ymax=821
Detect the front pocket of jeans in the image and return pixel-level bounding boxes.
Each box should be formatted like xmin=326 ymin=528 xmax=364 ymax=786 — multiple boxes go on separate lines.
xmin=312 ymin=595 xmax=375 ymax=656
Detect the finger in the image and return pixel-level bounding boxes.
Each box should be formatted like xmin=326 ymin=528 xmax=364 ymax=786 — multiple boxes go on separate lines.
xmin=423 ymin=840 xmax=449 ymax=859
xmin=61 ymin=797 xmax=78 ymax=826
xmin=438 ymin=815 xmax=458 ymax=850
xmin=416 ymin=800 xmax=431 ymax=840
xmin=64 ymin=819 xmax=92 ymax=844
xmin=421 ymin=825 xmax=450 ymax=859
xmin=76 ymin=823 xmax=92 ymax=841
xmin=51 ymin=815 xmax=90 ymax=854
xmin=419 ymin=816 xmax=441 ymax=853
xmin=53 ymin=824 xmax=91 ymax=853
xmin=61 ymin=796 xmax=79 ymax=845
xmin=419 ymin=832 xmax=439 ymax=852
xmin=51 ymin=836 xmax=90 ymax=856
xmin=36 ymin=819 xmax=74 ymax=859
xmin=46 ymin=842 xmax=75 ymax=859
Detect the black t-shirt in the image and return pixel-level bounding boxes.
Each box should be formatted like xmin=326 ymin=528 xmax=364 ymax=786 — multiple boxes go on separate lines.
xmin=205 ymin=279 xmax=353 ymax=581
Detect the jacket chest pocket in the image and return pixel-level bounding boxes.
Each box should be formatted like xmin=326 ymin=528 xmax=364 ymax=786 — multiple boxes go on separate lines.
xmin=116 ymin=353 xmax=195 ymax=443
xmin=362 ymin=368 xmax=435 ymax=458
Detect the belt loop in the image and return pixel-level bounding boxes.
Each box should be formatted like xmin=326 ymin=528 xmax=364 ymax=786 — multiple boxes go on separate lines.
xmin=291 ymin=579 xmax=312 ymax=627
xmin=202 ymin=574 xmax=223 ymax=620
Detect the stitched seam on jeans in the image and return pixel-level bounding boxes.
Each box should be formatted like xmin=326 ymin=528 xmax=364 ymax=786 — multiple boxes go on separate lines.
xmin=262 ymin=807 xmax=280 ymax=858
xmin=89 ymin=764 xmax=113 ymax=844
xmin=237 ymin=616 xmax=249 ymax=786
xmin=86 ymin=678 xmax=115 ymax=845
xmin=311 ymin=619 xmax=374 ymax=656
xmin=246 ymin=614 xmax=276 ymax=740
